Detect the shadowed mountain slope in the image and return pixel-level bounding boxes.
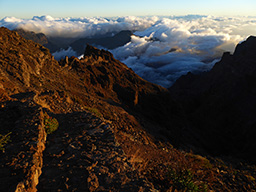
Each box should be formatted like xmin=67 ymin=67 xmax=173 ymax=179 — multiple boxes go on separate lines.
xmin=170 ymin=36 xmax=256 ymax=162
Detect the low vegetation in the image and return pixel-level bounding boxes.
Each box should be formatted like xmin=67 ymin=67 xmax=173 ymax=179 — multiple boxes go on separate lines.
xmin=167 ymin=168 xmax=208 ymax=191
xmin=43 ymin=113 xmax=59 ymax=134
xmin=0 ymin=132 xmax=11 ymax=152
xmin=85 ymin=106 xmax=102 ymax=117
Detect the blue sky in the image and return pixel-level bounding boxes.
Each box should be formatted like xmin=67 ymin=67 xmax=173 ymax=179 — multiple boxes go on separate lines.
xmin=0 ymin=0 xmax=255 ymax=19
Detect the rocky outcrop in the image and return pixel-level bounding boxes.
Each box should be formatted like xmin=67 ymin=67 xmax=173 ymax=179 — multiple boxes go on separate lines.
xmin=60 ymin=44 xmax=184 ymax=144
xmin=170 ymin=36 xmax=256 ymax=162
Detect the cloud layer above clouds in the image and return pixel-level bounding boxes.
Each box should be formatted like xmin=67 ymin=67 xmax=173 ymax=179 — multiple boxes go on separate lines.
xmin=1 ymin=15 xmax=256 ymax=87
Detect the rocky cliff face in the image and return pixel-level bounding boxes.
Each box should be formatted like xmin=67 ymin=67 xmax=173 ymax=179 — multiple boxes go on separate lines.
xmin=170 ymin=36 xmax=256 ymax=162
xmin=1 ymin=27 xmax=256 ymax=191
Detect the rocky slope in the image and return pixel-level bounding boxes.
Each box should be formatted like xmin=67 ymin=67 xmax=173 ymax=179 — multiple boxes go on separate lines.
xmin=0 ymin=27 xmax=256 ymax=191
xmin=170 ymin=36 xmax=256 ymax=162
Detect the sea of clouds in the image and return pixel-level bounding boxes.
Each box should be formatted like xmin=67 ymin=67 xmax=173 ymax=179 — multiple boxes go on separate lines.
xmin=1 ymin=15 xmax=256 ymax=87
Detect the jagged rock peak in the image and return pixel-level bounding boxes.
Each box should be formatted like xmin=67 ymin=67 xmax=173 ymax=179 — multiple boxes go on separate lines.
xmin=84 ymin=44 xmax=114 ymax=61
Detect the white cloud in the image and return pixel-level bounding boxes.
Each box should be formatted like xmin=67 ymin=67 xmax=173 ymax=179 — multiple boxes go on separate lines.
xmin=0 ymin=15 xmax=157 ymax=38
xmin=111 ymin=16 xmax=256 ymax=87
xmin=52 ymin=47 xmax=77 ymax=60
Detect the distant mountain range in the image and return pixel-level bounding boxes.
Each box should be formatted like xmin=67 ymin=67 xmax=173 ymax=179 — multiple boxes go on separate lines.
xmin=14 ymin=28 xmax=61 ymax=52
xmin=70 ymin=30 xmax=133 ymax=55
xmin=15 ymin=28 xmax=133 ymax=55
